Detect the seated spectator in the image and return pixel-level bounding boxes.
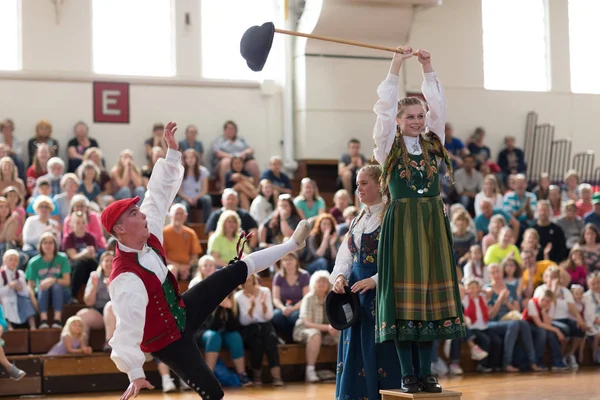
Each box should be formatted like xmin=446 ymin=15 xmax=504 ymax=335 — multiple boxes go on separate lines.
xmin=463 ymin=245 xmax=488 ymax=286
xmin=190 ymin=258 xmax=251 ymax=386
xmin=78 ymin=160 xmax=105 ymax=210
xmin=144 ymin=123 xmax=167 ymax=163
xmin=521 ymin=228 xmax=542 ymax=257
xmin=3 ymin=187 xmax=25 ymax=246
xmin=484 ymin=227 xmax=521 ymax=265
xmin=449 ymin=203 xmax=477 ymax=235
xmin=497 ymin=135 xmax=526 ymax=180
xmin=520 ymin=249 xmax=555 ymax=302
xmin=261 ymin=156 xmax=292 ymax=196
xmin=212 ymin=120 xmax=260 ymax=188
xmin=562 ymin=170 xmax=580 ymax=203
xmin=583 ymin=272 xmax=600 ymax=363
xmin=302 ymin=213 xmax=338 ymax=274
xmin=141 ymin=146 xmax=165 ymax=187
xmin=533 ymin=200 xmax=567 ymax=263
xmin=294 ymin=178 xmax=326 ymax=220
xmin=235 ymin=273 xmax=283 ymax=386
xmin=576 ymin=183 xmax=593 ymax=218
xmin=27 ymin=120 xmax=59 ymax=163
xmin=573 ymin=224 xmax=600 ymax=274
xmin=453 ymin=154 xmax=483 ymax=213
xmin=584 ymin=192 xmax=600 ymax=228
xmin=26 ymin=232 xmax=71 ymax=328
xmin=26 ymin=178 xmax=59 ymax=218
xmin=207 ymin=211 xmax=245 ymax=267
xmin=163 ymin=204 xmax=201 ymax=280
xmin=337 ymin=138 xmax=365 ymax=200
xmin=561 ymin=249 xmax=587 ymax=289
xmin=0 ymin=304 xmax=26 ymax=379
xmin=474 ymin=175 xmax=503 ymax=216
xmin=548 ymin=185 xmax=564 ymax=220
xmin=63 ymin=211 xmax=98 ymax=302
xmin=271 ymin=252 xmax=310 ymax=340
xmin=0 ymin=250 xmax=36 ymax=329
xmin=452 ymin=210 xmax=476 ymax=268
xmin=22 ymin=196 xmax=61 ymax=259
xmin=475 ymin=198 xmax=518 ymax=241
xmin=0 ymin=119 xmax=25 ymax=180
xmin=0 ymin=157 xmax=25 ymax=198
xmin=533 ymin=266 xmax=586 ymax=370
xmin=258 ymin=195 xmax=302 ymax=248
xmin=504 ymin=174 xmax=537 ymax=231
xmin=249 ymin=179 xmax=275 ymax=225
xmin=205 ymin=189 xmax=258 ymax=242
xmin=79 ymin=147 xmax=112 ymax=205
xmin=329 ymin=189 xmax=350 ymax=225
xmin=522 ymin=289 xmax=568 ymax=370
xmin=76 ymin=251 xmax=115 ymax=352
xmin=532 ymin=172 xmax=551 ymax=201
xmin=26 ymin=143 xmax=50 ymax=196
xmin=53 ymin=174 xmax=81 ymax=224
xmin=225 ymin=156 xmax=258 ymax=210
xmin=47 ymin=316 xmax=92 ymax=355
xmin=0 ymin=197 xmax=18 ymax=258
xmin=556 ymin=201 xmax=584 ymax=250
xmin=481 ymin=214 xmax=506 ymax=254
xmin=36 ymin=157 xmax=64 ymax=198
xmin=63 ymin=195 xmax=107 ymax=252
xmin=67 ymin=121 xmax=99 ymax=173
xmin=110 ymin=149 xmax=145 ymax=203
xmin=444 ymin=123 xmax=469 ymax=169
xmin=293 ymin=270 xmax=339 ymax=383
xmin=466 ymin=127 xmax=492 ymax=167
xmin=176 ymin=149 xmax=211 ymax=223
xmin=336 ymin=206 xmax=359 ymax=238
xmin=178 ymin=124 xmax=204 ymax=164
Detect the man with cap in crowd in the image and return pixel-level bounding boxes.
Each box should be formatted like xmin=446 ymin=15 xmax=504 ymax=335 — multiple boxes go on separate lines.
xmin=102 ymin=122 xmax=310 ymax=400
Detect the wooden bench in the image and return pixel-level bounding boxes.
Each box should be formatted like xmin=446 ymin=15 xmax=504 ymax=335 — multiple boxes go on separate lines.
xmin=3 ymin=329 xmax=29 ymax=355
xmin=41 ymin=353 xmax=160 ymax=395
xmin=1 ymin=355 xmax=43 ymax=397
xmin=30 ymin=328 xmax=61 ymax=354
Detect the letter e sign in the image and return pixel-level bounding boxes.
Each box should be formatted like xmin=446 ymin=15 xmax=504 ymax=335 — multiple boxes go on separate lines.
xmin=93 ymin=82 xmax=130 ymax=123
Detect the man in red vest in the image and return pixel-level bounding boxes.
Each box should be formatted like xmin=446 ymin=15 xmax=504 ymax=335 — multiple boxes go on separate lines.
xmin=101 ymin=122 xmax=310 ymax=400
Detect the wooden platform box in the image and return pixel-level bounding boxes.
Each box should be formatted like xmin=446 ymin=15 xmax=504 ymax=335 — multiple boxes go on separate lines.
xmin=30 ymin=328 xmax=61 ymax=354
xmin=1 ymin=356 xmax=43 ymax=397
xmin=3 ymin=329 xmax=29 ymax=355
xmin=42 ymin=353 xmax=160 ymax=395
xmin=380 ymin=389 xmax=462 ymax=400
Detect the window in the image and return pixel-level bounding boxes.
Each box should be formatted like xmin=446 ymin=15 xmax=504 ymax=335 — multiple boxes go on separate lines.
xmin=482 ymin=0 xmax=550 ymax=91
xmin=92 ymin=0 xmax=175 ymax=76
xmin=569 ymin=0 xmax=600 ymax=93
xmin=0 ymin=0 xmax=21 ymax=71
xmin=201 ymin=0 xmax=285 ymax=82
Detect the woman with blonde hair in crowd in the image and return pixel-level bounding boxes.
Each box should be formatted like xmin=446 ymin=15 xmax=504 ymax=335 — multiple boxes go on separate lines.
xmin=474 ymin=175 xmax=503 ymax=216
xmin=294 ymin=178 xmax=326 ymax=220
xmin=110 ymin=149 xmax=145 ymax=203
xmin=0 ymin=157 xmax=25 ymax=198
xmin=207 ymin=210 xmax=245 ymax=267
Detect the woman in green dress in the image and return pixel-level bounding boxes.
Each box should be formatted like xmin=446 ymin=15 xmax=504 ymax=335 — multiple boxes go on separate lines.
xmin=373 ymin=47 xmax=465 ymax=393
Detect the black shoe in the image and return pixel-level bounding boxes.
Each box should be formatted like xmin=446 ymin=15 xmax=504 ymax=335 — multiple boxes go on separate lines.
xmin=400 ymin=375 xmax=420 ymax=393
xmin=420 ymin=374 xmax=442 ymax=393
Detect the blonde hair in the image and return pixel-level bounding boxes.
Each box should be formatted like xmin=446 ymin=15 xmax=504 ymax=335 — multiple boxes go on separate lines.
xmin=299 ymin=178 xmax=320 ymax=201
xmin=2 ymin=249 xmax=19 ymax=264
xmin=309 ymin=270 xmax=331 ymax=293
xmin=0 ymin=157 xmax=18 ymax=181
xmin=214 ymin=210 xmax=241 ymax=239
xmin=196 ymin=255 xmax=217 ymax=280
xmin=63 ymin=316 xmax=87 ymax=342
xmin=96 ymin=250 xmax=114 ymax=276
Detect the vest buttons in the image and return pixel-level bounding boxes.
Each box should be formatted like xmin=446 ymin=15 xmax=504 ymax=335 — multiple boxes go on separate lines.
xmin=160 ymin=313 xmax=164 ymax=316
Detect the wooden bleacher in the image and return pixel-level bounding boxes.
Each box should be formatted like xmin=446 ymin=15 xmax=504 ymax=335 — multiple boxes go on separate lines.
xmin=292 ymin=159 xmax=339 ymax=207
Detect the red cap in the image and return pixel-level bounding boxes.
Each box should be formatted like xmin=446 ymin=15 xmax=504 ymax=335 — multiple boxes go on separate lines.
xmin=101 ymin=196 xmax=140 ymax=234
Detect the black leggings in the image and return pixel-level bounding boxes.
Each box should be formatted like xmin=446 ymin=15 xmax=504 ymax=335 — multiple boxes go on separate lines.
xmin=153 ymin=260 xmax=248 ymax=400
xmin=241 ymin=322 xmax=280 ymax=370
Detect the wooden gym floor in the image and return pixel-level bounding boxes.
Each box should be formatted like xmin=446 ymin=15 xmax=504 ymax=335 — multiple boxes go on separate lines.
xmin=5 ymin=369 xmax=598 ymax=400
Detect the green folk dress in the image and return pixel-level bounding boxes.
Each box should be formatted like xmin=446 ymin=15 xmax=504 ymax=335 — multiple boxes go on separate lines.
xmin=375 ymin=151 xmax=466 ymax=343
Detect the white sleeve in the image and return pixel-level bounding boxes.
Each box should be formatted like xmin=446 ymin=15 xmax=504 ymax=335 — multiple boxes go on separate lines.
xmin=21 ymin=218 xmax=35 ymax=249
xmin=372 ymin=74 xmax=400 ymax=165
xmin=533 ymin=285 xmax=545 ymax=299
xmin=583 ymin=292 xmax=596 ymax=328
xmin=563 ymin=288 xmax=575 ymax=304
xmin=108 ymin=273 xmax=149 ymax=382
xmin=140 ymin=149 xmax=184 ymax=244
xmin=263 ymin=287 xmax=274 ymax=321
xmin=527 ymin=300 xmax=540 ymax=317
xmin=330 ymin=236 xmax=353 ymax=284
xmin=422 ymin=71 xmax=446 ymax=143
xmin=474 ymin=193 xmax=484 ymax=216
xmin=16 ymin=271 xmax=29 ymax=297
xmin=235 ymin=292 xmax=253 ymax=326
xmin=463 ymin=262 xmax=474 ymax=283
xmin=461 ymin=295 xmax=470 ymax=309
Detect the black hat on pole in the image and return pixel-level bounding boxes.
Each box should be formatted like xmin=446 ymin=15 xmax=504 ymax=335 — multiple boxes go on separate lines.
xmin=326 ymin=285 xmax=360 ymax=331
xmin=240 ymin=22 xmax=275 ymax=72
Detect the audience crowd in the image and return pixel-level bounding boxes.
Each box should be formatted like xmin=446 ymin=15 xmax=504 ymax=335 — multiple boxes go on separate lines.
xmin=1 ymin=118 xmax=600 ymax=389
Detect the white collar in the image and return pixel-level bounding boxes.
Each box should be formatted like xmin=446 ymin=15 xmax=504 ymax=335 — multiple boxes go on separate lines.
xmin=364 ymin=203 xmax=384 ymax=216
xmin=117 ymin=241 xmax=148 ymax=254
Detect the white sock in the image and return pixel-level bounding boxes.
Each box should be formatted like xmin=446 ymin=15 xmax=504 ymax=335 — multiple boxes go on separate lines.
xmin=243 ymin=239 xmax=297 ymax=277
xmin=162 ymin=375 xmax=172 ymax=384
xmin=306 ymin=365 xmax=315 ymax=372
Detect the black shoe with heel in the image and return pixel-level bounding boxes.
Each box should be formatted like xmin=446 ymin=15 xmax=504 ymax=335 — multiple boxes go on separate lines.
xmin=400 ymin=375 xmax=421 ymax=393
xmin=420 ymin=374 xmax=442 ymax=393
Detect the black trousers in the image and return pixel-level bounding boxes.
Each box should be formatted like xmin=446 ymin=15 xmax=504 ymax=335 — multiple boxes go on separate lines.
xmin=152 ymin=260 xmax=248 ymax=400
xmin=241 ymin=322 xmax=280 ymax=370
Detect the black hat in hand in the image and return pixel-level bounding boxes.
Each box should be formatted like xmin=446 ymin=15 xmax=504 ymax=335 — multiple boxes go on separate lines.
xmin=326 ymin=285 xmax=360 ymax=331
xmin=240 ymin=22 xmax=275 ymax=72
